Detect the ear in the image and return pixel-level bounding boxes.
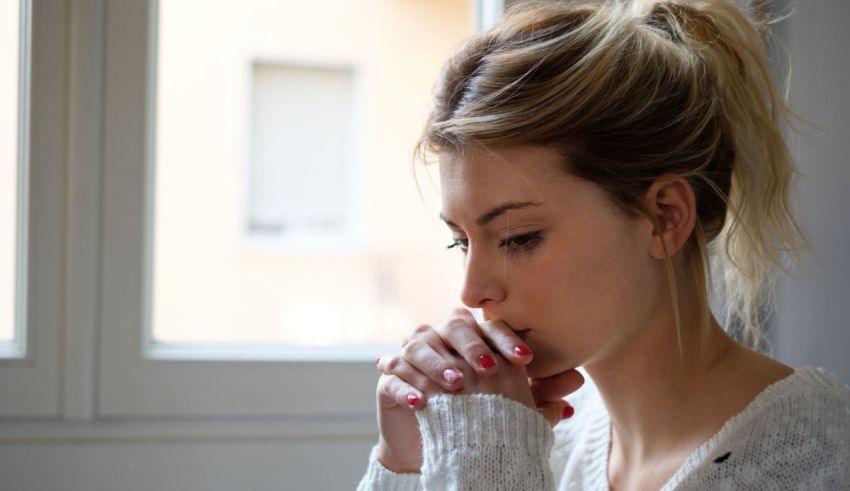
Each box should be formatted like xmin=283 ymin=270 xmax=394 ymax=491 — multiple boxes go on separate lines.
xmin=644 ymin=174 xmax=697 ymax=260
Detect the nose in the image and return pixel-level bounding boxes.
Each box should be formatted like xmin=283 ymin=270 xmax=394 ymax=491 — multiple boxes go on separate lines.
xmin=459 ymin=249 xmax=507 ymax=308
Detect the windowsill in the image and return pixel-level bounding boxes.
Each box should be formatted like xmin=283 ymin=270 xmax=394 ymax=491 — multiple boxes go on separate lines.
xmin=0 ymin=341 xmax=25 ymax=359
xmin=144 ymin=343 xmax=398 ymax=362
xmin=0 ymin=414 xmax=376 ymax=444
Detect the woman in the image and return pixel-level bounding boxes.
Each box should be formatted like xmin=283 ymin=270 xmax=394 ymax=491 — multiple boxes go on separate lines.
xmin=358 ymin=0 xmax=850 ymax=489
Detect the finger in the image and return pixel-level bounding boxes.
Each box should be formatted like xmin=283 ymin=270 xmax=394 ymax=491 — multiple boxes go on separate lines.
xmin=478 ymin=319 xmax=534 ymax=366
xmin=401 ymin=323 xmax=433 ymax=347
xmin=529 ymin=368 xmax=585 ymax=404
xmin=377 ymin=354 xmax=447 ymax=395
xmin=536 ymin=400 xmax=575 ymax=428
xmin=377 ymin=373 xmax=427 ymax=410
xmin=401 ymin=340 xmax=465 ymax=390
xmin=400 ymin=323 xmax=456 ymax=359
xmin=436 ymin=309 xmax=500 ymax=375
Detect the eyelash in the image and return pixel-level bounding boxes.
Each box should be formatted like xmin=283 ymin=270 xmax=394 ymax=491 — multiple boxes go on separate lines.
xmin=446 ymin=231 xmax=544 ymax=256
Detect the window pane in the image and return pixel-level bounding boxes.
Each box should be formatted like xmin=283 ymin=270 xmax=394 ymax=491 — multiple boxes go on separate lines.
xmin=248 ymin=63 xmax=357 ymax=250
xmin=152 ymin=1 xmax=472 ymax=349
xmin=0 ymin=0 xmax=21 ymax=345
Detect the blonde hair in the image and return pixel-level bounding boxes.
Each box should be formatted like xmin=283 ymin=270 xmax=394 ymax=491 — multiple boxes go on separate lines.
xmin=417 ymin=0 xmax=809 ymax=351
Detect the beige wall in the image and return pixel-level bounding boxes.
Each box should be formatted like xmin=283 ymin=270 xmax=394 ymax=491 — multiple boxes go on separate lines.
xmin=153 ymin=0 xmax=472 ymax=345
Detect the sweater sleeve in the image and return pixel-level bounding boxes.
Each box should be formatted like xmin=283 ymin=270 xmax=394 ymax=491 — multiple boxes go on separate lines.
xmin=355 ymin=445 xmax=422 ymax=491
xmin=415 ymin=393 xmax=554 ymax=491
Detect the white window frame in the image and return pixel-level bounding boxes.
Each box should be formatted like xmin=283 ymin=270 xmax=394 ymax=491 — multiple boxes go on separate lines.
xmin=1 ymin=0 xmax=500 ymax=421
xmin=475 ymin=0 xmax=506 ymax=30
xmin=97 ymin=0 xmax=380 ymax=418
xmin=0 ymin=0 xmax=65 ymax=418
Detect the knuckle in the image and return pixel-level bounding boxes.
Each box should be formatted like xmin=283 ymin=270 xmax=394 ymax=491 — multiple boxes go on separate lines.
xmin=412 ymin=323 xmax=432 ymax=336
xmin=463 ymin=340 xmax=489 ymax=357
xmin=450 ymin=307 xmax=472 ymax=318
xmin=385 ymin=355 xmax=403 ymax=372
xmin=400 ymin=340 xmax=420 ymax=359
xmin=442 ymin=317 xmax=471 ymax=334
xmin=402 ymin=324 xmax=432 ymax=346
xmin=427 ymin=357 xmax=448 ymax=376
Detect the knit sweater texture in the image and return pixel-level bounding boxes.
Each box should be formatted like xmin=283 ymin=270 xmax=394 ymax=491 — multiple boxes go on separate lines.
xmin=356 ymin=367 xmax=850 ymax=490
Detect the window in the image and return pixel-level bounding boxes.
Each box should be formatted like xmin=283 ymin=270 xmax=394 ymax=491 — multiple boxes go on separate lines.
xmin=0 ymin=0 xmax=65 ymax=418
xmin=0 ymin=0 xmax=22 ymax=352
xmin=98 ymin=0 xmax=475 ymax=417
xmin=247 ymin=63 xmax=358 ymax=248
xmin=146 ymin=0 xmax=468 ymax=355
xmin=0 ymin=0 xmax=500 ymax=422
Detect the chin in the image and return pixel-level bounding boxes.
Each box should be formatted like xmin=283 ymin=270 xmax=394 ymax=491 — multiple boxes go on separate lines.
xmin=525 ymin=365 xmax=546 ymax=380
xmin=525 ymin=359 xmax=557 ymax=380
xmin=525 ymin=353 xmax=580 ymax=380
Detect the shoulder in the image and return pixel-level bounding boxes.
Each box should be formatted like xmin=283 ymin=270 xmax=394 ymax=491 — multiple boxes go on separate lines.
xmin=678 ymin=367 xmax=850 ymax=489
xmin=743 ymin=367 xmax=850 ymax=464
xmin=743 ymin=366 xmax=850 ymax=439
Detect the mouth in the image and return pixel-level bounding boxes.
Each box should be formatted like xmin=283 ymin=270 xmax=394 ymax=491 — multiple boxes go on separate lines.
xmin=514 ymin=329 xmax=531 ymax=340
xmin=497 ymin=319 xmax=531 ymax=340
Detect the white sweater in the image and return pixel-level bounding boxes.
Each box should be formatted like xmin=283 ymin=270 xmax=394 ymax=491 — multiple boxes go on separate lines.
xmin=356 ymin=367 xmax=850 ymax=490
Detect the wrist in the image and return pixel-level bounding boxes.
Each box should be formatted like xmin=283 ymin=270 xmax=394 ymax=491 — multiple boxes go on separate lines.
xmin=416 ymin=393 xmax=553 ymax=454
xmin=376 ymin=440 xmax=421 ymax=474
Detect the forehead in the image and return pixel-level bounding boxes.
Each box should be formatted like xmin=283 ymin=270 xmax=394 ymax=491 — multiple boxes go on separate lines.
xmin=438 ymin=145 xmax=572 ymax=207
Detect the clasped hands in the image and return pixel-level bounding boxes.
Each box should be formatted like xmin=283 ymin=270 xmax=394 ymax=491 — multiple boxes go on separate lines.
xmin=373 ymin=307 xmax=584 ymax=473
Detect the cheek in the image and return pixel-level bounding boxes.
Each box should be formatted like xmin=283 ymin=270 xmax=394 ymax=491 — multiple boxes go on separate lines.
xmin=533 ymin=220 xmax=656 ymax=354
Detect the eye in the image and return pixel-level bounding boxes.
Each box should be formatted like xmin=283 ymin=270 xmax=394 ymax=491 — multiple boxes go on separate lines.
xmin=499 ymin=231 xmax=543 ymax=254
xmin=446 ymin=238 xmax=469 ymax=253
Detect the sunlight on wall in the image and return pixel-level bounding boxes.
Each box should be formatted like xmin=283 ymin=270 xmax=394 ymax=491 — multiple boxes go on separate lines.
xmin=152 ymin=0 xmax=472 ymax=347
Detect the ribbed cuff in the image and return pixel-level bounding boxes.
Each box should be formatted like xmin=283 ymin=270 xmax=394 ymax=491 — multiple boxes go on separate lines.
xmin=356 ymin=445 xmax=421 ymax=491
xmin=416 ymin=393 xmax=553 ymax=458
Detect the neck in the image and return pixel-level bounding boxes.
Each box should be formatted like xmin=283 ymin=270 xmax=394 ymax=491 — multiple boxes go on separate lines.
xmin=584 ymin=289 xmax=737 ymax=464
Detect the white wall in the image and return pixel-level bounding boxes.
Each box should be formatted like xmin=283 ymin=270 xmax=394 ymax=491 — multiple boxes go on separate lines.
xmin=773 ymin=0 xmax=850 ymax=384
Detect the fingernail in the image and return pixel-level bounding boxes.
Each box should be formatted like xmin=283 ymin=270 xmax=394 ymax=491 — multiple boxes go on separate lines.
xmin=443 ymin=368 xmax=463 ymax=384
xmin=376 ymin=356 xmax=381 ymax=365
xmin=478 ymin=353 xmax=496 ymax=369
xmin=406 ymin=393 xmax=421 ymax=407
xmin=514 ymin=345 xmax=532 ymax=357
xmin=561 ymin=404 xmax=575 ymax=420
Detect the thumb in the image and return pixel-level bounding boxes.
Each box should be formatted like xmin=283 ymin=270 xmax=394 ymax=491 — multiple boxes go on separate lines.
xmin=536 ymin=399 xmax=574 ymax=428
xmin=530 ymin=368 xmax=584 ymax=405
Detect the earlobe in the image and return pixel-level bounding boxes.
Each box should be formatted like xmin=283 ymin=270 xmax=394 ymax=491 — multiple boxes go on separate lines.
xmin=645 ymin=175 xmax=697 ymax=260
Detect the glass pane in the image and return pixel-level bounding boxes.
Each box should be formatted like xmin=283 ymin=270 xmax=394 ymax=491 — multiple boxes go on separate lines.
xmin=0 ymin=0 xmax=21 ymax=344
xmin=247 ymin=63 xmax=357 ymax=250
xmin=151 ymin=0 xmax=473 ymax=350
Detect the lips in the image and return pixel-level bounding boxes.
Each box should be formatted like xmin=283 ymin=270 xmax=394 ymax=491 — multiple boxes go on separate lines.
xmin=497 ymin=319 xmax=530 ymax=340
xmin=514 ymin=329 xmax=531 ymax=340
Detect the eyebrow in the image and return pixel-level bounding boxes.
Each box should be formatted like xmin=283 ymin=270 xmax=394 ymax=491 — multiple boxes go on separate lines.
xmin=439 ymin=201 xmax=543 ymax=228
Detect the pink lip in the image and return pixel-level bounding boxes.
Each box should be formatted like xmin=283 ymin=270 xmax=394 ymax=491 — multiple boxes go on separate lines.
xmin=515 ymin=329 xmax=531 ymax=340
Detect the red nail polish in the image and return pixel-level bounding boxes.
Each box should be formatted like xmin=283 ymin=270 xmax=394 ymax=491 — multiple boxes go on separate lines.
xmin=514 ymin=345 xmax=532 ymax=357
xmin=479 ymin=353 xmax=496 ymax=369
xmin=562 ymin=405 xmax=575 ymax=419
xmin=406 ymin=394 xmax=421 ymax=407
